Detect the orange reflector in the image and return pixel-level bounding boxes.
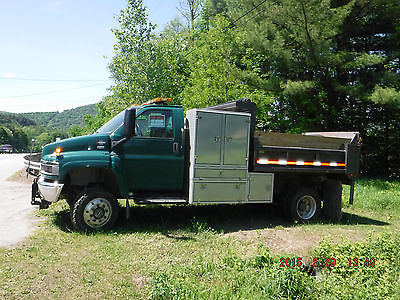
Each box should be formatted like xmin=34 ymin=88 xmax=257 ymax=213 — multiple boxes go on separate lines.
xmin=256 ymin=158 xmax=346 ymax=167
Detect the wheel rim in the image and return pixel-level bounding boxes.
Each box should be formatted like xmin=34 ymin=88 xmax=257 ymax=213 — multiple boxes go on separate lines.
xmin=296 ymin=195 xmax=317 ymax=220
xmin=83 ymin=197 xmax=112 ymax=228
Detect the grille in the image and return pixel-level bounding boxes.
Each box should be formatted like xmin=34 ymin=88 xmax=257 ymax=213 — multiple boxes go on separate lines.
xmin=40 ymin=160 xmax=59 ymax=176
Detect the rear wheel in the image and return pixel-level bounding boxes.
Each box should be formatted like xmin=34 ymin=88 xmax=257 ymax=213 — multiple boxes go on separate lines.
xmin=287 ymin=187 xmax=321 ymax=222
xmin=71 ymin=189 xmax=119 ymax=231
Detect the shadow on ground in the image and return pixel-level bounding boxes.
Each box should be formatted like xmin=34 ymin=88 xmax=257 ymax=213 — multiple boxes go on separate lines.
xmin=339 ymin=212 xmax=388 ymax=226
xmin=52 ymin=203 xmax=389 ymax=234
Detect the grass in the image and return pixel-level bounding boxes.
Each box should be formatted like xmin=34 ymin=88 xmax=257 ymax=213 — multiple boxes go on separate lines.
xmin=0 ymin=178 xmax=399 ymax=299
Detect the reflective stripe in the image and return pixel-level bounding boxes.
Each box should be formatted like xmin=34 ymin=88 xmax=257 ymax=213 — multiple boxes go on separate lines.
xmin=256 ymin=159 xmax=346 ymax=167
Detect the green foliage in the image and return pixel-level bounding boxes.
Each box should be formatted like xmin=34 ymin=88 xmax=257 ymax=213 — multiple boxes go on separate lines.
xmin=189 ymin=216 xmax=214 ymax=233
xmin=150 ymin=247 xmax=314 ymax=300
xmin=182 ymin=16 xmax=250 ymax=109
xmin=0 ymin=112 xmax=35 ymax=127
xmin=22 ymin=104 xmax=98 ymax=130
xmin=344 ymin=178 xmax=400 ymax=211
xmin=149 ymin=231 xmax=400 ymax=299
xmin=108 ymin=0 xmax=188 ymax=110
xmin=370 ymin=86 xmax=400 ymax=107
xmin=229 ymin=0 xmax=400 ymax=177
xmin=181 ymin=15 xmax=274 ymax=122
xmin=0 ymin=104 xmax=97 ymax=151
xmin=313 ymin=233 xmax=400 ymax=299
xmin=100 ymin=0 xmax=400 ymax=177
xmin=0 ymin=125 xmax=29 ymax=152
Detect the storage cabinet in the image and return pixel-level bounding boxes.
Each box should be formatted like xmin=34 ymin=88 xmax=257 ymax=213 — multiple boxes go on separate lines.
xmin=193 ymin=111 xmax=250 ymax=168
xmin=192 ymin=181 xmax=247 ymax=203
xmin=186 ymin=109 xmax=251 ymax=204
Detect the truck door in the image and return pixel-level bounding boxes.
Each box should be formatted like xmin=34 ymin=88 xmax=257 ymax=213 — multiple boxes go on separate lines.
xmin=121 ymin=108 xmax=184 ymax=192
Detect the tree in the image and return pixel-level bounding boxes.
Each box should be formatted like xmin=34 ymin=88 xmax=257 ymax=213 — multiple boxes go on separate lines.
xmin=177 ymin=0 xmax=203 ymax=32
xmin=227 ymin=0 xmax=400 ymax=176
xmin=94 ymin=0 xmax=399 ymax=177
xmin=105 ymin=0 xmax=189 ymax=115
xmin=0 ymin=127 xmax=9 ymax=145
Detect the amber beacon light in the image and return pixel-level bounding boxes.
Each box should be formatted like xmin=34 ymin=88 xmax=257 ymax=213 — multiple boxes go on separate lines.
xmin=55 ymin=147 xmax=62 ymax=157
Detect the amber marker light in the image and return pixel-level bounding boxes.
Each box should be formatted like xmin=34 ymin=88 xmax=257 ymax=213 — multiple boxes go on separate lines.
xmin=256 ymin=158 xmax=346 ymax=167
xmin=55 ymin=147 xmax=62 ymax=157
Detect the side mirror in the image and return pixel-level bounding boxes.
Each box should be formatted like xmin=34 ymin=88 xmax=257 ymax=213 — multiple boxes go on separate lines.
xmin=123 ymin=108 xmax=136 ymax=139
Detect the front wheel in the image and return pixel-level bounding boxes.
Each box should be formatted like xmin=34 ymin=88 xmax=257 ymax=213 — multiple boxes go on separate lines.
xmin=71 ymin=189 xmax=119 ymax=231
xmin=287 ymin=187 xmax=321 ymax=222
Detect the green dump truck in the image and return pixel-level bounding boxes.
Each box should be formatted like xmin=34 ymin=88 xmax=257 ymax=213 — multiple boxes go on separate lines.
xmin=31 ymin=98 xmax=360 ymax=231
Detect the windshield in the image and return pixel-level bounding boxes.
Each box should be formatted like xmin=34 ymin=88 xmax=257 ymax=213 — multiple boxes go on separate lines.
xmin=95 ymin=110 xmax=125 ymax=135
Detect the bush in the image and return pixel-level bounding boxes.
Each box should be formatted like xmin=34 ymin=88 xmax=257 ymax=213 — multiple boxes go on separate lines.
xmin=313 ymin=233 xmax=400 ymax=299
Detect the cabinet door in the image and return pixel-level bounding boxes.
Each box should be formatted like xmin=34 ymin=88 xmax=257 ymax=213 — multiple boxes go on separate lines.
xmin=223 ymin=114 xmax=250 ymax=166
xmin=248 ymin=173 xmax=274 ymax=202
xmin=195 ymin=112 xmax=223 ymax=164
xmin=193 ymin=181 xmax=246 ymax=203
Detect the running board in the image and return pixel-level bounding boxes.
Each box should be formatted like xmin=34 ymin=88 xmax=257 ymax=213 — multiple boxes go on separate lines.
xmin=135 ymin=198 xmax=188 ymax=204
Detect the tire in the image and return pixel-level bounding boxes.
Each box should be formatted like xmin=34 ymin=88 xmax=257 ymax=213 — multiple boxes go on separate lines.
xmin=322 ymin=180 xmax=342 ymax=221
xmin=71 ymin=189 xmax=119 ymax=231
xmin=286 ymin=187 xmax=321 ymax=222
xmin=65 ymin=197 xmax=74 ymax=207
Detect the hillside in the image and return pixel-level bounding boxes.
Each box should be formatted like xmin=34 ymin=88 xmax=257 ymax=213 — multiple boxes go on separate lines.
xmin=0 ymin=103 xmax=98 ymax=152
xmin=21 ymin=104 xmax=98 ymax=130
xmin=0 ymin=112 xmax=36 ymax=127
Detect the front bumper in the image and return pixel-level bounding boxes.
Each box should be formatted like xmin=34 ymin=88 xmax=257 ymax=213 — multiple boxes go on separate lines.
xmin=31 ymin=176 xmax=64 ymax=208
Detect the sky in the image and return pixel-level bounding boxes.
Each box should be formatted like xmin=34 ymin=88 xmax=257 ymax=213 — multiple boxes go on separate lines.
xmin=0 ymin=0 xmax=181 ymax=113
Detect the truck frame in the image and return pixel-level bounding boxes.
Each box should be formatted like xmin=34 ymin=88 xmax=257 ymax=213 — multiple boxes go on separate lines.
xmin=31 ymin=98 xmax=360 ymax=231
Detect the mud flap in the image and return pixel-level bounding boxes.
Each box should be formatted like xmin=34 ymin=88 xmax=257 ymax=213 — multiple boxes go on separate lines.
xmin=31 ymin=178 xmax=50 ymax=209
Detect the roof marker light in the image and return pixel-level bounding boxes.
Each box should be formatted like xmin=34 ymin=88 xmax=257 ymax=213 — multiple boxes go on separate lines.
xmin=143 ymin=98 xmax=172 ymax=105
xmin=55 ymin=147 xmax=62 ymax=157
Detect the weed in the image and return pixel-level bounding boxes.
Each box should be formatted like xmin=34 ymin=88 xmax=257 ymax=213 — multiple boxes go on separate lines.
xmin=189 ymin=216 xmax=214 ymax=233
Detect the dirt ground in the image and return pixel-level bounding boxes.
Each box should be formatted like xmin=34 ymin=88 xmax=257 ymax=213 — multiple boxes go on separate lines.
xmin=0 ymin=154 xmax=40 ymax=248
xmin=227 ymin=226 xmax=366 ymax=259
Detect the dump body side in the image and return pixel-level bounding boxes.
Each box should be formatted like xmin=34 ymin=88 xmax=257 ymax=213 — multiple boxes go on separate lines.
xmin=252 ymin=131 xmax=360 ymax=185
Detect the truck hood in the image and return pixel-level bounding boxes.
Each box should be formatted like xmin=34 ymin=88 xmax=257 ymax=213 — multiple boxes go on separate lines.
xmin=42 ymin=134 xmax=111 ymax=158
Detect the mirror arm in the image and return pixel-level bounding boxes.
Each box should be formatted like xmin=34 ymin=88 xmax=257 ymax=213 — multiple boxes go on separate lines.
xmin=111 ymin=137 xmax=127 ymax=150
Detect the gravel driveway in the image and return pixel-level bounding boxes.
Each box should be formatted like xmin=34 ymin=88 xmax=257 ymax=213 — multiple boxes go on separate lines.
xmin=0 ymin=154 xmax=39 ymax=247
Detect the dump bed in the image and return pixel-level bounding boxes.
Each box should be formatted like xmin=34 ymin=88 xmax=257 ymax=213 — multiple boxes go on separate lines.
xmin=207 ymin=99 xmax=361 ymax=183
xmin=253 ymin=131 xmax=360 ymax=182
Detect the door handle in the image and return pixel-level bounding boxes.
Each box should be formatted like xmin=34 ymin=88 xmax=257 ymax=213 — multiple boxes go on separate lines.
xmin=214 ymin=136 xmax=221 ymax=143
xmin=173 ymin=142 xmax=179 ymax=155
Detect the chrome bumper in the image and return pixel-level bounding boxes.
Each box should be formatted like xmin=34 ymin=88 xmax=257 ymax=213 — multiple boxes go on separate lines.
xmin=37 ymin=176 xmax=64 ymax=203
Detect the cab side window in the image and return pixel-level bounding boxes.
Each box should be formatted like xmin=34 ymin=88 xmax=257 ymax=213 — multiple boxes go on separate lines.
xmin=136 ymin=109 xmax=174 ymax=138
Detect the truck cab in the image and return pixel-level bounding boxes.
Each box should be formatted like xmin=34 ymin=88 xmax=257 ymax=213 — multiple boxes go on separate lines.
xmin=32 ymin=98 xmax=187 ymax=230
xmin=113 ymin=102 xmax=185 ymax=194
xmin=32 ymin=98 xmax=360 ymax=231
